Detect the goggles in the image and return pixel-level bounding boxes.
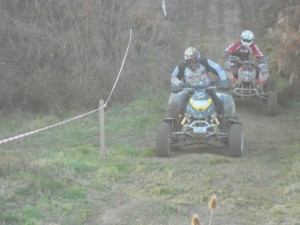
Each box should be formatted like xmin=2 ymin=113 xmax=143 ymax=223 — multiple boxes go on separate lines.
xmin=241 ymin=38 xmax=252 ymax=43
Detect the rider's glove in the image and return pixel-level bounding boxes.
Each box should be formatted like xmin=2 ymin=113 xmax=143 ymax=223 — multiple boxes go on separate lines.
xmin=218 ymin=80 xmax=231 ymax=90
xmin=254 ymin=56 xmax=263 ymax=63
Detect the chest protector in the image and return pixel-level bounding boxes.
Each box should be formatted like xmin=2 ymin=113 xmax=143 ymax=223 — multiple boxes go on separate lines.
xmin=183 ymin=64 xmax=210 ymax=87
xmin=236 ymin=45 xmax=251 ymax=60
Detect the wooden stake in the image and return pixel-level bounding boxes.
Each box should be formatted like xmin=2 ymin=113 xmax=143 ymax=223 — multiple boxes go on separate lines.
xmin=99 ymin=99 xmax=105 ymax=159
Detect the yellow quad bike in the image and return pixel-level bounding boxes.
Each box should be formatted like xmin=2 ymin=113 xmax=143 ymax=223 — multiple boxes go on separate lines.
xmin=156 ymin=83 xmax=243 ymax=157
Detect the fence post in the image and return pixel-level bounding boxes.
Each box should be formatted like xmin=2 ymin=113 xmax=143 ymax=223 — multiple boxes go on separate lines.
xmin=99 ymin=99 xmax=105 ymax=159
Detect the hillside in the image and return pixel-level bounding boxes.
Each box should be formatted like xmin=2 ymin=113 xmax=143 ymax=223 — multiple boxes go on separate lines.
xmin=1 ymin=0 xmax=300 ymax=225
xmin=0 ymin=0 xmax=299 ymax=113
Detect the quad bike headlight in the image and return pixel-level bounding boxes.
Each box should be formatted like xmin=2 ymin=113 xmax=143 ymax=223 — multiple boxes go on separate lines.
xmin=238 ymin=67 xmax=256 ymax=83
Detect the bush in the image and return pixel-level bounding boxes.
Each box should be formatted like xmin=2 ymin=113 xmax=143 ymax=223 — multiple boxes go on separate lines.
xmin=0 ymin=0 xmax=178 ymax=114
xmin=263 ymin=3 xmax=300 ymax=97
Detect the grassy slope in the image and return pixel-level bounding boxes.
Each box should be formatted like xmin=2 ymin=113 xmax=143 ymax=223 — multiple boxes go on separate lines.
xmin=1 ymin=91 xmax=300 ymax=225
xmin=0 ymin=90 xmax=165 ymax=224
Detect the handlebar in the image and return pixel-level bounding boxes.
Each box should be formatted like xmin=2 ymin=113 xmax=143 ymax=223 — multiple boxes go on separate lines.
xmin=183 ymin=86 xmax=216 ymax=96
xmin=185 ymin=82 xmax=216 ymax=89
xmin=183 ymin=81 xmax=222 ymax=92
xmin=242 ymin=61 xmax=259 ymax=67
xmin=227 ymin=55 xmax=259 ymax=67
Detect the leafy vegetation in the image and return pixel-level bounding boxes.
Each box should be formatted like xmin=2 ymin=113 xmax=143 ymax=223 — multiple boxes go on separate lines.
xmin=0 ymin=0 xmax=178 ymax=114
xmin=263 ymin=3 xmax=300 ymax=98
xmin=1 ymin=0 xmax=298 ymax=114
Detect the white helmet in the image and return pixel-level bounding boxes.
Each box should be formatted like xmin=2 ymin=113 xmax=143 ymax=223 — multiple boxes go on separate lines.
xmin=241 ymin=30 xmax=254 ymax=47
xmin=184 ymin=47 xmax=201 ymax=62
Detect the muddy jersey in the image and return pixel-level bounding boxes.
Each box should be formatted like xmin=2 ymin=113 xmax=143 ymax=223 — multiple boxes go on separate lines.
xmin=225 ymin=40 xmax=263 ymax=60
xmin=171 ymin=58 xmax=227 ymax=88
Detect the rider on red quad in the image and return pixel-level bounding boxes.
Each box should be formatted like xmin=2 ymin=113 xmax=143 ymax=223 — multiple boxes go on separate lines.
xmin=224 ymin=30 xmax=269 ymax=87
xmin=169 ymin=47 xmax=230 ymax=121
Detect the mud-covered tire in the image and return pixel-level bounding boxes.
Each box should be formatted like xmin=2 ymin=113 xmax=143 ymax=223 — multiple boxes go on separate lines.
xmin=156 ymin=122 xmax=172 ymax=157
xmin=264 ymin=78 xmax=276 ymax=92
xmin=228 ymin=123 xmax=243 ymax=157
xmin=268 ymin=91 xmax=278 ymax=116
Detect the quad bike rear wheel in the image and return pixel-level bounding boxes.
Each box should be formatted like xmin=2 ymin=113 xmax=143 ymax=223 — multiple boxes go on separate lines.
xmin=264 ymin=78 xmax=276 ymax=92
xmin=268 ymin=91 xmax=278 ymax=116
xmin=227 ymin=123 xmax=243 ymax=157
xmin=264 ymin=78 xmax=277 ymax=116
xmin=156 ymin=122 xmax=172 ymax=157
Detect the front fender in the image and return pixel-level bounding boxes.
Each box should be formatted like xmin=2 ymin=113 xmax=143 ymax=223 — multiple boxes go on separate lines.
xmin=163 ymin=118 xmax=176 ymax=124
xmin=228 ymin=117 xmax=241 ymax=125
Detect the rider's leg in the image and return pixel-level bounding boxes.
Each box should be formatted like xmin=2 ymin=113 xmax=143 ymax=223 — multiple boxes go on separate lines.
xmin=206 ymin=89 xmax=224 ymax=115
xmin=255 ymin=67 xmax=265 ymax=89
xmin=168 ymin=91 xmax=189 ymax=118
xmin=255 ymin=67 xmax=260 ymax=80
xmin=178 ymin=93 xmax=190 ymax=117
xmin=232 ymin=61 xmax=240 ymax=80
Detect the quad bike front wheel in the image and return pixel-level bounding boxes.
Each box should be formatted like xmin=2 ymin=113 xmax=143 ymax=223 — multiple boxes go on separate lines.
xmin=268 ymin=91 xmax=278 ymax=116
xmin=227 ymin=123 xmax=243 ymax=157
xmin=156 ymin=122 xmax=172 ymax=157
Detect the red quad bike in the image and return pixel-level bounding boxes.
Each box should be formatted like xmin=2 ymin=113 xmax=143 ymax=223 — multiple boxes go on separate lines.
xmin=224 ymin=56 xmax=278 ymax=116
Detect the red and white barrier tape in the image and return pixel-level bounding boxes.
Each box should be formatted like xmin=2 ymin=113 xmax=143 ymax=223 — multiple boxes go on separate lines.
xmin=0 ymin=29 xmax=132 ymax=146
xmin=0 ymin=108 xmax=101 ymax=145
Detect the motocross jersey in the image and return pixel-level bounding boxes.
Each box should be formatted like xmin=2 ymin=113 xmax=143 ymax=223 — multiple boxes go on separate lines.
xmin=224 ymin=40 xmax=263 ymax=61
xmin=171 ymin=58 xmax=227 ymax=88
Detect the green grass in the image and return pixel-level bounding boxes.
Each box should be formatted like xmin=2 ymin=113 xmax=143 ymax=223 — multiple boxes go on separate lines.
xmin=1 ymin=90 xmax=300 ymax=224
xmin=0 ymin=89 xmax=168 ymax=224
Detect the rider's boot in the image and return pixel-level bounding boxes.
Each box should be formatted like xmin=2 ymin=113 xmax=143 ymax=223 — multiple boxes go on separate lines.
xmin=216 ymin=103 xmax=225 ymax=125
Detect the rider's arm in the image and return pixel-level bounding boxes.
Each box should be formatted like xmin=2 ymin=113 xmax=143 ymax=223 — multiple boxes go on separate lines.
xmin=250 ymin=44 xmax=264 ymax=60
xmin=171 ymin=65 xmax=184 ymax=86
xmin=199 ymin=58 xmax=227 ymax=81
xmin=224 ymin=41 xmax=240 ymax=56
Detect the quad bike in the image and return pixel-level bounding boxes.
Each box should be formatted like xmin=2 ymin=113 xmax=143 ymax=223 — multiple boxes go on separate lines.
xmin=224 ymin=56 xmax=278 ymax=116
xmin=156 ymin=82 xmax=243 ymax=157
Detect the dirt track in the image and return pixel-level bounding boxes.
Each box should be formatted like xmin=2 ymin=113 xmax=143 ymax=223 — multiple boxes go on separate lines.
xmin=170 ymin=0 xmax=300 ymax=223
xmin=173 ymin=0 xmax=300 ymax=155
xmin=97 ymin=1 xmax=300 ymax=224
